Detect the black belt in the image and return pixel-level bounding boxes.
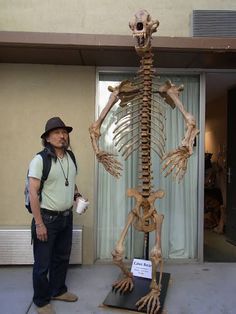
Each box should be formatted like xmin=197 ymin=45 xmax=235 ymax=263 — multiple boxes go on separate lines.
xmin=41 ymin=207 xmax=72 ymax=216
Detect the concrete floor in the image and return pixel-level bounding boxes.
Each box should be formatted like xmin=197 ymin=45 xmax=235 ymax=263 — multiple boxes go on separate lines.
xmin=1 ymin=263 xmax=236 ymax=314
xmin=204 ymin=229 xmax=236 ymax=262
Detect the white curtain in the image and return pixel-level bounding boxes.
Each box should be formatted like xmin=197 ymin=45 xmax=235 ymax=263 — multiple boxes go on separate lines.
xmin=96 ymin=73 xmax=199 ymax=260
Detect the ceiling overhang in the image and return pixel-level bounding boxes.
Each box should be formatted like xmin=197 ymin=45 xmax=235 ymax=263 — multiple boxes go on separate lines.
xmin=0 ymin=31 xmax=236 ymax=69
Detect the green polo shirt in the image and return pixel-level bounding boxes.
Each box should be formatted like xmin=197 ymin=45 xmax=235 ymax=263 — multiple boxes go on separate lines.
xmin=28 ymin=152 xmax=77 ymax=211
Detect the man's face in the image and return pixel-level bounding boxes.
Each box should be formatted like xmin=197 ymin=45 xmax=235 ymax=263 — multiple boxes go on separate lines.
xmin=46 ymin=128 xmax=69 ymax=149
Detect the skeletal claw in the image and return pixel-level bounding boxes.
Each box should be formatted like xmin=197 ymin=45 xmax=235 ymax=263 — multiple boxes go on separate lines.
xmin=136 ymin=290 xmax=161 ymax=314
xmin=112 ymin=277 xmax=134 ymax=293
xmin=136 ymin=296 xmax=147 ymax=310
xmin=162 ymin=150 xmax=178 ymax=161
xmin=163 ymin=163 xmax=177 ymax=177
xmin=174 ymin=164 xmax=183 ymax=180
xmin=177 ymin=169 xmax=186 ymax=182
xmin=96 ymin=151 xmax=123 ymax=177
xmin=148 ymin=296 xmax=158 ymax=314
xmin=161 ymin=158 xmax=173 ymax=171
xmin=161 ymin=146 xmax=191 ymax=181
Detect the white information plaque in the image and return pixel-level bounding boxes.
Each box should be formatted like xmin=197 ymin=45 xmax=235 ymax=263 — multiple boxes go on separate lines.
xmin=131 ymin=258 xmax=152 ymax=279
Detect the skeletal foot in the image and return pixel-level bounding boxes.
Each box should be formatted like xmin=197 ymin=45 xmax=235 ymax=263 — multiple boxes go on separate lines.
xmin=136 ymin=289 xmax=161 ymax=314
xmin=112 ymin=276 xmax=134 ymax=293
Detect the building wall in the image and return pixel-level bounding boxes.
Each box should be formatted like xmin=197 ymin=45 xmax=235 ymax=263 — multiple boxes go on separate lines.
xmin=0 ymin=0 xmax=236 ymax=36
xmin=0 ymin=64 xmax=96 ymax=264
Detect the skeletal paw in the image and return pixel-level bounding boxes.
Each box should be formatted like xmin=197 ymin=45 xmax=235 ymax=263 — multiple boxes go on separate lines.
xmin=96 ymin=151 xmax=122 ymax=178
xmin=161 ymin=146 xmax=190 ymax=181
xmin=112 ymin=276 xmax=134 ymax=293
xmin=136 ymin=289 xmax=161 ymax=314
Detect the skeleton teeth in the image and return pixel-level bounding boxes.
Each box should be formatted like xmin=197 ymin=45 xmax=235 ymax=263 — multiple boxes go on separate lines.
xmin=136 ymin=36 xmax=145 ymax=46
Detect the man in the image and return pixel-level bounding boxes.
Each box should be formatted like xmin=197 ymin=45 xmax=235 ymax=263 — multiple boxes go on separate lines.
xmin=29 ymin=117 xmax=81 ymax=314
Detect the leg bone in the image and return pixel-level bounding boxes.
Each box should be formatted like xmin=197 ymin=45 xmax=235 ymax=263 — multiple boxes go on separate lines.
xmin=112 ymin=212 xmax=135 ymax=293
xmin=136 ymin=211 xmax=164 ymax=314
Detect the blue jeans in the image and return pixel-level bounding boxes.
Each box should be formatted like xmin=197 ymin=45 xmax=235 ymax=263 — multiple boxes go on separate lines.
xmin=32 ymin=209 xmax=73 ymax=307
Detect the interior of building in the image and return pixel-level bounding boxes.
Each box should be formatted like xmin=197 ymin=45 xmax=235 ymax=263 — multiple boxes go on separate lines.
xmin=204 ymin=71 xmax=236 ymax=262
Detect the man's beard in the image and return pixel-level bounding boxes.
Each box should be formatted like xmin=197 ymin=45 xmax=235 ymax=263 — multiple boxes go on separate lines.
xmin=60 ymin=140 xmax=69 ymax=150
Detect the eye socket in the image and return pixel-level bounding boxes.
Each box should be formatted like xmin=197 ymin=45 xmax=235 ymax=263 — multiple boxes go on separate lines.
xmin=137 ymin=22 xmax=143 ymax=31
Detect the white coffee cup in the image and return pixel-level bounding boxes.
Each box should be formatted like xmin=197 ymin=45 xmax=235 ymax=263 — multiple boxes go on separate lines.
xmin=75 ymin=197 xmax=89 ymax=214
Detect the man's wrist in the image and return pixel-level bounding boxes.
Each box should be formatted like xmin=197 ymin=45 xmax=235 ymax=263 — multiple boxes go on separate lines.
xmin=35 ymin=223 xmax=44 ymax=228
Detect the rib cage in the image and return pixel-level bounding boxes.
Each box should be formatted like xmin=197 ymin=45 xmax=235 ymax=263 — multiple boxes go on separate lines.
xmin=113 ymin=50 xmax=166 ymax=197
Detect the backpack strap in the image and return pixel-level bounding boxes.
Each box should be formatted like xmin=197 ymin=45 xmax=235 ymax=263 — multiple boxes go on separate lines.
xmin=37 ymin=149 xmax=76 ymax=193
xmin=66 ymin=150 xmax=77 ymax=172
xmin=37 ymin=149 xmax=52 ymax=200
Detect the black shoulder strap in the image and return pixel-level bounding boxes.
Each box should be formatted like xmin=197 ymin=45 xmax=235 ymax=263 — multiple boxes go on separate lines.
xmin=37 ymin=149 xmax=52 ymax=196
xmin=67 ymin=150 xmax=77 ymax=171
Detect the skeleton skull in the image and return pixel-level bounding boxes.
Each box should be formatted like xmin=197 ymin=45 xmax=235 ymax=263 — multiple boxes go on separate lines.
xmin=129 ymin=9 xmax=159 ymax=53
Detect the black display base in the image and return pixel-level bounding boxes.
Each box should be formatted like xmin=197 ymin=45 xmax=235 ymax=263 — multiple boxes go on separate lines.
xmin=103 ymin=272 xmax=170 ymax=313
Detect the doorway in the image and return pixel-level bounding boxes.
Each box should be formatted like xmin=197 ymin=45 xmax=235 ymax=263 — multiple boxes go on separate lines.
xmin=204 ymin=72 xmax=236 ymax=262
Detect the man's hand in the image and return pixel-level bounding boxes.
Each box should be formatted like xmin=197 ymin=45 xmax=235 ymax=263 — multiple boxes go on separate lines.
xmin=36 ymin=223 xmax=48 ymax=242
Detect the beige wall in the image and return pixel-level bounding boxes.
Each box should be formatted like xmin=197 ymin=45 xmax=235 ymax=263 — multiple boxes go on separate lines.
xmin=0 ymin=0 xmax=236 ymax=36
xmin=0 ymin=64 xmax=96 ymax=264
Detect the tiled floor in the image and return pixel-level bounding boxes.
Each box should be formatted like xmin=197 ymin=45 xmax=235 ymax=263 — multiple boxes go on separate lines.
xmin=1 ymin=263 xmax=236 ymax=314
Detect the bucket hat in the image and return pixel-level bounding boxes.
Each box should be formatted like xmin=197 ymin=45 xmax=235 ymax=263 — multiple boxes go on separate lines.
xmin=41 ymin=117 xmax=73 ymax=138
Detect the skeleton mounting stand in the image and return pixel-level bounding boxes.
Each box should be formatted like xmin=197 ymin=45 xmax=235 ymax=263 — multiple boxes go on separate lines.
xmin=89 ymin=9 xmax=199 ymax=314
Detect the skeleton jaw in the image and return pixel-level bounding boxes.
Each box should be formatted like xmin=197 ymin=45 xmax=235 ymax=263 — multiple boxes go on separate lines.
xmin=134 ymin=32 xmax=150 ymax=51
